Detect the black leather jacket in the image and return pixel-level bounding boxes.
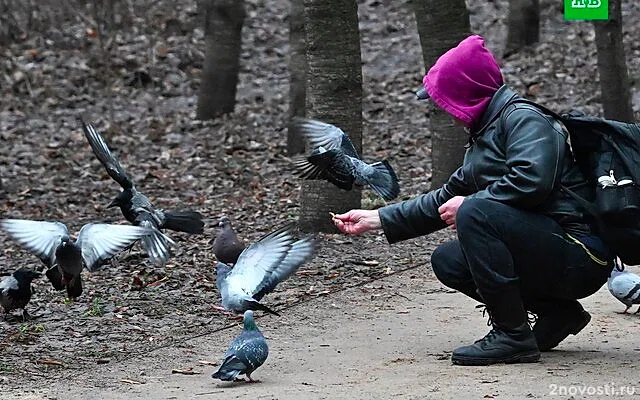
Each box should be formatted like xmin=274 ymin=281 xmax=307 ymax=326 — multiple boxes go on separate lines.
xmin=379 ymin=85 xmax=594 ymax=243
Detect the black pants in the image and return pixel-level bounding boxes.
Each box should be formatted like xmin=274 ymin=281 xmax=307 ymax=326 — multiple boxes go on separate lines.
xmin=431 ymin=198 xmax=613 ymax=317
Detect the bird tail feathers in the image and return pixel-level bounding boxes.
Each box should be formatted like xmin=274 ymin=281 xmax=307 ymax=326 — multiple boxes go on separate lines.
xmin=211 ymin=355 xmax=245 ymax=381
xmin=243 ymin=298 xmax=280 ymax=316
xmin=141 ymin=227 xmax=178 ymax=267
xmin=162 ymin=211 xmax=204 ymax=234
xmin=366 ymin=160 xmax=400 ymax=201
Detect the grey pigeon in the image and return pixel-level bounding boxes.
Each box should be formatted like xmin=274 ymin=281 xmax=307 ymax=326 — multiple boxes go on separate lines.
xmin=1 ymin=267 xmax=40 ymax=321
xmin=290 ymin=118 xmax=400 ymax=201
xmin=212 ymin=216 xmax=245 ymax=265
xmin=81 ymin=120 xmax=204 ymax=267
xmin=1 ymin=219 xmax=152 ymax=299
xmin=212 ymin=310 xmax=269 ymax=382
xmin=608 ymin=263 xmax=640 ymax=314
xmin=216 ymin=222 xmax=319 ymax=316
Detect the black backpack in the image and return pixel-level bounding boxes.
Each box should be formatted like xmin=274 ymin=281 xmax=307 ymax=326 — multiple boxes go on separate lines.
xmin=506 ymin=99 xmax=640 ymax=265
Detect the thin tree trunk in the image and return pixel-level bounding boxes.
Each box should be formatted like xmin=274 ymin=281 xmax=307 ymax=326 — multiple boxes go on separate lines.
xmin=505 ymin=0 xmax=540 ymax=56
xmin=594 ymin=0 xmax=633 ymax=122
xmin=299 ymin=0 xmax=362 ymax=233
xmin=196 ymin=0 xmax=245 ymax=120
xmin=287 ymin=0 xmax=306 ymax=155
xmin=411 ymin=0 xmax=471 ymax=189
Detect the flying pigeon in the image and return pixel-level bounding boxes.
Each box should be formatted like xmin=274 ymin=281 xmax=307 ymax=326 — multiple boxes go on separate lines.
xmin=212 ymin=216 xmax=245 ymax=265
xmin=608 ymin=262 xmax=640 ymax=314
xmin=1 ymin=267 xmax=41 ymax=321
xmin=212 ymin=310 xmax=269 ymax=382
xmin=215 ymin=222 xmax=319 ymax=316
xmin=290 ymin=117 xmax=400 ymax=201
xmin=0 ymin=219 xmax=152 ymax=299
xmin=81 ymin=119 xmax=205 ymax=266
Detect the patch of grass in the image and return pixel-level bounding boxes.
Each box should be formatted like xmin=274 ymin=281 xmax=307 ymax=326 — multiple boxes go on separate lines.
xmin=83 ymin=297 xmax=104 ymax=317
xmin=0 ymin=363 xmax=13 ymax=372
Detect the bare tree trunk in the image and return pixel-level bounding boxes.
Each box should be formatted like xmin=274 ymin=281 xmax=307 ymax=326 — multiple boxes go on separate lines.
xmin=505 ymin=0 xmax=540 ymax=56
xmin=299 ymin=0 xmax=362 ymax=233
xmin=287 ymin=0 xmax=306 ymax=155
xmin=594 ymin=0 xmax=633 ymax=122
xmin=196 ymin=0 xmax=245 ymax=120
xmin=411 ymin=0 xmax=470 ymax=189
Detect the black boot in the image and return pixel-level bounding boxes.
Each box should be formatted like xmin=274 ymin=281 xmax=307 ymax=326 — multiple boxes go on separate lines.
xmin=532 ymin=301 xmax=591 ymax=351
xmin=452 ymin=296 xmax=540 ymax=366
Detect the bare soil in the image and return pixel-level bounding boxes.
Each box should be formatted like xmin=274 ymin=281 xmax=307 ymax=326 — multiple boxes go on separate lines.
xmin=1 ymin=0 xmax=640 ymax=398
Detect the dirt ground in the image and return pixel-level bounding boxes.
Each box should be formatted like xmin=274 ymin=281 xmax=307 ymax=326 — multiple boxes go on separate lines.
xmin=6 ymin=262 xmax=640 ymax=400
xmin=2 ymin=0 xmax=640 ymax=398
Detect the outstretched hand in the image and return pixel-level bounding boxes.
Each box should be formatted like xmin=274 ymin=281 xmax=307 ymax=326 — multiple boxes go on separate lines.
xmin=437 ymin=196 xmax=465 ymax=229
xmin=331 ymin=209 xmax=381 ymax=235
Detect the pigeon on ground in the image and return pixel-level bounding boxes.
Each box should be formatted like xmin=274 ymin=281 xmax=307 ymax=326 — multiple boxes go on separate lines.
xmin=608 ymin=262 xmax=640 ymax=314
xmin=290 ymin=117 xmax=400 ymax=201
xmin=81 ymin=119 xmax=205 ymax=266
xmin=0 ymin=267 xmax=41 ymax=321
xmin=0 ymin=219 xmax=152 ymax=299
xmin=215 ymin=222 xmax=319 ymax=316
xmin=212 ymin=310 xmax=269 ymax=383
xmin=212 ymin=216 xmax=245 ymax=265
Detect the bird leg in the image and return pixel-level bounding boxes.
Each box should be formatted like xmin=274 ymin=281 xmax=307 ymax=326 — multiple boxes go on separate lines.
xmin=246 ymin=373 xmax=260 ymax=383
xmin=634 ymin=305 xmax=640 ymax=314
xmin=21 ymin=309 xmax=30 ymax=322
xmin=212 ymin=306 xmax=243 ymax=320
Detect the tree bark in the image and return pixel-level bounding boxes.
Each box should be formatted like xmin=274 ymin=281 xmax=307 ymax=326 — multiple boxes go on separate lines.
xmin=196 ymin=0 xmax=245 ymax=120
xmin=505 ymin=0 xmax=540 ymax=56
xmin=594 ymin=0 xmax=633 ymax=122
xmin=411 ymin=0 xmax=471 ymax=189
xmin=287 ymin=0 xmax=307 ymax=155
xmin=299 ymin=0 xmax=362 ymax=233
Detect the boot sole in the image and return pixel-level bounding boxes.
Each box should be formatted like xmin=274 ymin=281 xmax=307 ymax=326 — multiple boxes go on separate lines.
xmin=536 ymin=311 xmax=591 ymax=352
xmin=451 ymin=351 xmax=540 ymax=366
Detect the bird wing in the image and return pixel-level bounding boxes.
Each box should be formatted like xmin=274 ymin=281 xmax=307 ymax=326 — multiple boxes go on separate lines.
xmin=291 ymin=117 xmax=360 ymax=159
xmin=81 ymin=119 xmax=134 ymax=190
xmin=0 ymin=275 xmax=18 ymax=294
xmin=224 ymin=223 xmax=298 ymax=297
xmin=0 ymin=219 xmax=68 ymax=267
xmin=609 ymin=273 xmax=640 ymax=304
xmin=76 ymin=223 xmax=151 ymax=271
xmin=253 ymin=234 xmax=319 ymax=300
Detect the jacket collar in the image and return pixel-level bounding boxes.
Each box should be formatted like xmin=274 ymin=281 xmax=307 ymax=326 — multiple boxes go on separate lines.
xmin=471 ymin=85 xmax=520 ymax=137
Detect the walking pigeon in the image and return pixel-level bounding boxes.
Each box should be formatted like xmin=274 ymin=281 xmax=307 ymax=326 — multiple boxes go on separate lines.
xmin=608 ymin=262 xmax=640 ymax=314
xmin=1 ymin=219 xmax=152 ymax=299
xmin=212 ymin=310 xmax=269 ymax=382
xmin=290 ymin=117 xmax=400 ymax=201
xmin=1 ymin=267 xmax=40 ymax=321
xmin=212 ymin=216 xmax=245 ymax=265
xmin=81 ymin=119 xmax=204 ymax=266
xmin=215 ymin=222 xmax=319 ymax=316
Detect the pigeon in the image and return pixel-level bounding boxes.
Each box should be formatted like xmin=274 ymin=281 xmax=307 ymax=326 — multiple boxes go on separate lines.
xmin=0 ymin=267 xmax=41 ymax=321
xmin=607 ymin=262 xmax=640 ymax=314
xmin=212 ymin=310 xmax=269 ymax=382
xmin=216 ymin=222 xmax=319 ymax=316
xmin=290 ymin=117 xmax=400 ymax=201
xmin=81 ymin=119 xmax=205 ymax=266
xmin=212 ymin=216 xmax=245 ymax=265
xmin=0 ymin=219 xmax=152 ymax=299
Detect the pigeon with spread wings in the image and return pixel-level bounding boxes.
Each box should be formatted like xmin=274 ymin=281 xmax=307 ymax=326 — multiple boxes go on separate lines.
xmin=81 ymin=120 xmax=204 ymax=266
xmin=1 ymin=219 xmax=152 ymax=299
xmin=215 ymin=223 xmax=319 ymax=316
xmin=290 ymin=118 xmax=400 ymax=201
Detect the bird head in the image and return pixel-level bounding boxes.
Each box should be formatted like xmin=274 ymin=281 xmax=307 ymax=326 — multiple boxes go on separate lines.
xmin=218 ymin=216 xmax=232 ymax=229
xmin=13 ymin=267 xmax=41 ymax=283
xmin=107 ymin=190 xmax=131 ymax=208
xmin=242 ymin=310 xmax=259 ymax=331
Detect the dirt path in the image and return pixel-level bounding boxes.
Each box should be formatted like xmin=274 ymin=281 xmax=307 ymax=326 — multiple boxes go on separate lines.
xmin=7 ymin=264 xmax=640 ymax=400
